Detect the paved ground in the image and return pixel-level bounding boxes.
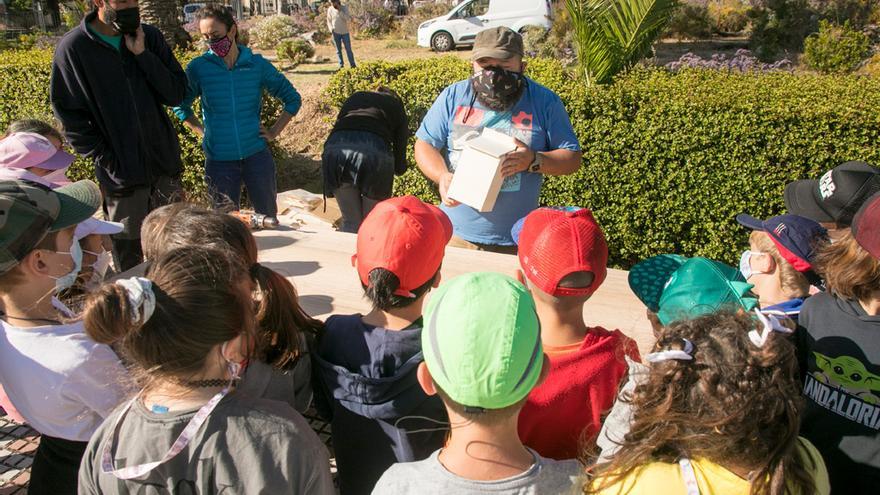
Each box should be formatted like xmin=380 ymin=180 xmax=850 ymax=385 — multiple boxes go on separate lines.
xmin=0 ymin=414 xmax=37 ymax=494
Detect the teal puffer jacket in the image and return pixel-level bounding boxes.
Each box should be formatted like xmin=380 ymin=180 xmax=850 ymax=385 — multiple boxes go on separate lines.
xmin=173 ymin=46 xmax=301 ymax=161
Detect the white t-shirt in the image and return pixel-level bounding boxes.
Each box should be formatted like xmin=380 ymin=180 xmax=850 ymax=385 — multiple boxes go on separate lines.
xmin=0 ymin=319 xmax=130 ymax=441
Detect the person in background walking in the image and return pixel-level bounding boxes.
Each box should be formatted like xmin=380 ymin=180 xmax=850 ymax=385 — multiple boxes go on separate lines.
xmin=327 ymin=0 xmax=356 ymax=70
xmin=174 ymin=4 xmax=302 ymax=221
xmin=51 ymin=0 xmax=187 ymax=271
xmin=322 ymin=87 xmax=409 ymax=233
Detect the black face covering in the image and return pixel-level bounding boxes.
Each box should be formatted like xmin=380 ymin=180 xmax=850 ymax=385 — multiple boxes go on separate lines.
xmin=470 ymin=66 xmax=525 ymax=111
xmin=104 ymin=5 xmax=140 ymax=35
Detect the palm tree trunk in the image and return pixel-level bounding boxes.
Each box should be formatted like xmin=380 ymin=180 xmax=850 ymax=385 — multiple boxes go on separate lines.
xmin=139 ymin=0 xmax=189 ymax=48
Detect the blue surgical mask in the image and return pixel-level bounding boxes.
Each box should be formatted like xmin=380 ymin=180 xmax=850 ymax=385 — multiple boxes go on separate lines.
xmin=739 ymin=250 xmax=765 ymax=281
xmin=49 ymin=238 xmax=83 ymax=292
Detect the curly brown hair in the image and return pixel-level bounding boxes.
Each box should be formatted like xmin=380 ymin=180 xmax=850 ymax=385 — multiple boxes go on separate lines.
xmin=585 ymin=312 xmax=817 ymax=495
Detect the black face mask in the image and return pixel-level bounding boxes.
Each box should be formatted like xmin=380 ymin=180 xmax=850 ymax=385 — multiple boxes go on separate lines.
xmin=470 ymin=66 xmax=525 ymax=111
xmin=104 ymin=5 xmax=140 ymax=35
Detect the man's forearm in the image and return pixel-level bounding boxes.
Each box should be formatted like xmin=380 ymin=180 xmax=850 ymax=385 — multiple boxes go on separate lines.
xmin=414 ymin=139 xmax=449 ymax=183
xmin=536 ymin=149 xmax=582 ymax=176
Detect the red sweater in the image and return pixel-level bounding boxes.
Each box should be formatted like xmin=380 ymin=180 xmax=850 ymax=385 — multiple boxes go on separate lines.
xmin=518 ymin=327 xmax=640 ymax=460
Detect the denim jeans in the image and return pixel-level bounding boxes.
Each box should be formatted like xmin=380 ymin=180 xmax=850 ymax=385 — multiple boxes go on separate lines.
xmin=205 ymin=147 xmax=278 ymax=217
xmin=333 ymin=32 xmax=356 ymax=68
xmin=322 ymin=130 xmax=394 ymax=233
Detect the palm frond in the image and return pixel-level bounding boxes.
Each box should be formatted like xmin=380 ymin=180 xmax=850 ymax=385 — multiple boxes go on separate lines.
xmin=566 ymin=0 xmax=678 ymax=85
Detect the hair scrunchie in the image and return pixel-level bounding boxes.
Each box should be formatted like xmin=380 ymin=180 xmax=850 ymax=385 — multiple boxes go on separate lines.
xmin=115 ymin=277 xmax=156 ymax=325
xmin=645 ymin=337 xmax=695 ymax=363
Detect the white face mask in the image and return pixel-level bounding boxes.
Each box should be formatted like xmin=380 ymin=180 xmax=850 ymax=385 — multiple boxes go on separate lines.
xmin=48 ymin=238 xmax=83 ymax=293
xmin=83 ymin=249 xmax=113 ymax=291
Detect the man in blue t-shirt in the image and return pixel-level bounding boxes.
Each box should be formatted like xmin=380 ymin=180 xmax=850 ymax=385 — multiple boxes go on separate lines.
xmin=415 ymin=26 xmax=582 ymax=253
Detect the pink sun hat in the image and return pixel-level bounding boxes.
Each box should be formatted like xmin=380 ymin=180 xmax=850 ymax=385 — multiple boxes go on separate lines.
xmin=0 ymin=132 xmax=75 ymax=171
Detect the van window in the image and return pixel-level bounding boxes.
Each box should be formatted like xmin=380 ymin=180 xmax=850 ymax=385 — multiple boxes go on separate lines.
xmin=460 ymin=0 xmax=490 ymax=18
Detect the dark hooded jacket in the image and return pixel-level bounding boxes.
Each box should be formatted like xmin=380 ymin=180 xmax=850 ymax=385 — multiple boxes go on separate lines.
xmin=313 ymin=314 xmax=447 ymax=495
xmin=50 ymin=11 xmax=186 ymax=194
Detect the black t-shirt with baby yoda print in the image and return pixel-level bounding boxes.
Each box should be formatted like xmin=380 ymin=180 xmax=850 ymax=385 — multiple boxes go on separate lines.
xmin=796 ymin=291 xmax=880 ymax=493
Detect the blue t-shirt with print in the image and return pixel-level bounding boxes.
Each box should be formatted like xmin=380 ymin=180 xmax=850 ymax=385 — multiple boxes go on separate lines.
xmin=416 ymin=78 xmax=580 ymax=245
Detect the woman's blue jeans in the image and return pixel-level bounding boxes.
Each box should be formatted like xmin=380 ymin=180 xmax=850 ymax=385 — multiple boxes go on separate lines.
xmin=205 ymin=148 xmax=278 ymax=216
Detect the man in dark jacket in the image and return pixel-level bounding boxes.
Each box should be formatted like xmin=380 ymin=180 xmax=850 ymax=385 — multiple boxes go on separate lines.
xmin=50 ymin=0 xmax=187 ymax=270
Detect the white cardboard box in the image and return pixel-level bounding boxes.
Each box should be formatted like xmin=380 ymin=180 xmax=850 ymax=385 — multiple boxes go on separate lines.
xmin=447 ymin=128 xmax=518 ymax=212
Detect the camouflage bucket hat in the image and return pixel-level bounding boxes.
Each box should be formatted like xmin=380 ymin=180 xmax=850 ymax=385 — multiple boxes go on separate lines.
xmin=0 ymin=179 xmax=102 ymax=274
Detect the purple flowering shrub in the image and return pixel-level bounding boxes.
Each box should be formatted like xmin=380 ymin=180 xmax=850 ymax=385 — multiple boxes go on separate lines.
xmin=666 ymin=49 xmax=794 ymax=71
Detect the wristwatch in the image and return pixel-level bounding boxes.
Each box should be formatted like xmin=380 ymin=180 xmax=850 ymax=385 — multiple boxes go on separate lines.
xmin=529 ymin=152 xmax=543 ymax=173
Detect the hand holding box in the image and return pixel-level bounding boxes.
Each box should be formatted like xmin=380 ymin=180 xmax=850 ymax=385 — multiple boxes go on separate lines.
xmin=447 ymin=128 xmax=518 ymax=212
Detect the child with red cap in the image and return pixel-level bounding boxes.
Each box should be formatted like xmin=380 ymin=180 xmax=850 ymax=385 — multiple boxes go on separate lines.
xmin=511 ymin=207 xmax=640 ymax=460
xmin=313 ymin=195 xmax=453 ymax=495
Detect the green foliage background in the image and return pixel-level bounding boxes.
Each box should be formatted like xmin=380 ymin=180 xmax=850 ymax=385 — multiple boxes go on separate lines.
xmin=4 ymin=50 xmax=880 ymax=268
xmin=324 ymin=56 xmax=880 ymax=268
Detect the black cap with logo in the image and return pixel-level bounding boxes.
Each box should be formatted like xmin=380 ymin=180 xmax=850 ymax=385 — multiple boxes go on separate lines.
xmin=784 ymin=161 xmax=880 ymax=226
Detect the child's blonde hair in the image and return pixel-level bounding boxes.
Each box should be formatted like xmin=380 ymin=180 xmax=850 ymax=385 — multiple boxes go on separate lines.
xmin=749 ymin=231 xmax=810 ymax=299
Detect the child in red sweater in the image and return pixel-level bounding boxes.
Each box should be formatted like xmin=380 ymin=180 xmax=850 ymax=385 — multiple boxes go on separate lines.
xmin=512 ymin=207 xmax=640 ymax=460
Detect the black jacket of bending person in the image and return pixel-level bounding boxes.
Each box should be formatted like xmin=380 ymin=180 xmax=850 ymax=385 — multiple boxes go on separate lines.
xmin=50 ymin=11 xmax=186 ymax=194
xmin=329 ymin=90 xmax=410 ymax=175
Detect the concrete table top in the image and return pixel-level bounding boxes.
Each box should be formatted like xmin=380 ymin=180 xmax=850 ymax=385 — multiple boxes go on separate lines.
xmin=254 ymin=215 xmax=656 ymax=357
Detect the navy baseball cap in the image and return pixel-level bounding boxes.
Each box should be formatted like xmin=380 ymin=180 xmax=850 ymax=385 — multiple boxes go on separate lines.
xmin=852 ymin=192 xmax=880 ymax=259
xmin=736 ymin=213 xmax=828 ymax=272
xmin=784 ymin=161 xmax=880 ymax=226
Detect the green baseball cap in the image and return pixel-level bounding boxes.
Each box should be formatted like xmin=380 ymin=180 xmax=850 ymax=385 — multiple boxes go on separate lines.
xmin=0 ymin=179 xmax=102 ymax=275
xmin=656 ymin=257 xmax=758 ymax=326
xmin=422 ymin=272 xmax=543 ymax=410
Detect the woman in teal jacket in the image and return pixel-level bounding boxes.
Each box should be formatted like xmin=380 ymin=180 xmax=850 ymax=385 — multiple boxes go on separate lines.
xmin=173 ymin=4 xmax=301 ymax=219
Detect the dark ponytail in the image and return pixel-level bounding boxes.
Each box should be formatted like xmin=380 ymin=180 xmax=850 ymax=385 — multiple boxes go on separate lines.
xmin=252 ymin=264 xmax=323 ymax=368
xmin=83 ymin=247 xmax=254 ymax=388
xmin=363 ymin=268 xmax=438 ymax=311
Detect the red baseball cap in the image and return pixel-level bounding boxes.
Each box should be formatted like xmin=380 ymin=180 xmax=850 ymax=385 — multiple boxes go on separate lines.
xmin=515 ymin=207 xmax=608 ymax=297
xmin=853 ymin=192 xmax=880 ymax=259
xmin=353 ymin=196 xmax=453 ymax=297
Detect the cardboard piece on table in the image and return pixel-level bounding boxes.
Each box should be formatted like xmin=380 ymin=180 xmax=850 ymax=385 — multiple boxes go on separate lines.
xmin=277 ymin=189 xmax=324 ymax=215
xmin=447 ymin=128 xmax=517 ymax=212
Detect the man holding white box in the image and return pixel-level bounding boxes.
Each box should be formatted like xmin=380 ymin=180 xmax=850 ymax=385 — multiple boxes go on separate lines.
xmin=414 ymin=26 xmax=582 ymax=254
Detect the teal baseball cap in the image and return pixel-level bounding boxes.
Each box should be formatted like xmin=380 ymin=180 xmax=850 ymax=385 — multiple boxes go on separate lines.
xmin=422 ymin=272 xmax=543 ymax=410
xmin=656 ymin=257 xmax=758 ymax=325
xmin=628 ymin=254 xmax=687 ymax=312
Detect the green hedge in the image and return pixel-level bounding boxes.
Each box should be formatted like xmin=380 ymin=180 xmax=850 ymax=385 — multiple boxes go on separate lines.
xmin=324 ymin=57 xmax=880 ymax=268
xmin=0 ymin=48 xmax=284 ymax=198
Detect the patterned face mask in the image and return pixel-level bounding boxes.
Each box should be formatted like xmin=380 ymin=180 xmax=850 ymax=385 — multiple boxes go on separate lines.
xmin=470 ymin=66 xmax=525 ymax=111
xmin=208 ymin=35 xmax=233 ymax=57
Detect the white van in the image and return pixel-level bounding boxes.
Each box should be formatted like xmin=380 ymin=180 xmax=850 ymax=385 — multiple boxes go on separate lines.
xmin=183 ymin=3 xmax=206 ymax=24
xmin=417 ymin=0 xmax=552 ymax=52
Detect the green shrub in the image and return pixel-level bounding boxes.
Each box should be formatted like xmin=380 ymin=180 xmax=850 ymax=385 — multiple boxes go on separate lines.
xmin=666 ymin=3 xmax=714 ymax=40
xmin=803 ymin=20 xmax=871 ymax=74
xmin=249 ymin=15 xmax=302 ymax=49
xmin=324 ymin=57 xmax=880 ymax=268
xmin=0 ymin=48 xmax=285 ymax=198
xmin=277 ymin=38 xmax=315 ymax=68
